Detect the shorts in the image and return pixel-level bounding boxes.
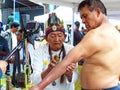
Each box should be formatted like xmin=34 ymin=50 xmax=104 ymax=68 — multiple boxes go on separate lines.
xmin=103 ymin=84 xmax=120 ymax=90
xmin=82 ymin=84 xmax=120 ymax=90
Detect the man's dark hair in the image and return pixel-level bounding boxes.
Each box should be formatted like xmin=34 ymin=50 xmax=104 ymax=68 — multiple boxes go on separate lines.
xmin=10 ymin=13 xmax=13 ymax=16
xmin=10 ymin=22 xmax=19 ymax=28
xmin=78 ymin=0 xmax=107 ymax=15
xmin=18 ymin=29 xmax=23 ymax=33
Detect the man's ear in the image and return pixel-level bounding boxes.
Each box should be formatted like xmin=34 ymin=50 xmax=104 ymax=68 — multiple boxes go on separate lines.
xmin=96 ymin=8 xmax=101 ymax=17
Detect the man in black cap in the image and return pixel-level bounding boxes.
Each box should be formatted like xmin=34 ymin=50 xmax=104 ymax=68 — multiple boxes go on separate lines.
xmin=73 ymin=21 xmax=84 ymax=46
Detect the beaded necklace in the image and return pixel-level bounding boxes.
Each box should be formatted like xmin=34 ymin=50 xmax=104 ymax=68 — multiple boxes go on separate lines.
xmin=48 ymin=44 xmax=66 ymax=86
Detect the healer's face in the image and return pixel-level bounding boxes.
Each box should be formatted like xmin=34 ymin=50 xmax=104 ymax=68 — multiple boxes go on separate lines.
xmin=46 ymin=31 xmax=66 ymax=51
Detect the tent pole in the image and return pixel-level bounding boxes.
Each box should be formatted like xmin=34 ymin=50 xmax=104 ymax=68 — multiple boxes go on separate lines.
xmin=13 ymin=0 xmax=16 ymax=20
xmin=71 ymin=7 xmax=75 ymax=45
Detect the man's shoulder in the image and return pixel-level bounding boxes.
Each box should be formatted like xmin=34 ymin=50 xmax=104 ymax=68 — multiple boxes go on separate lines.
xmin=74 ymin=30 xmax=79 ymax=33
xmin=84 ymin=30 xmax=97 ymax=39
xmin=79 ymin=30 xmax=100 ymax=49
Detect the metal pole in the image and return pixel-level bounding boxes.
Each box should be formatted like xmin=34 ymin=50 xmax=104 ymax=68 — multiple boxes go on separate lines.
xmin=71 ymin=7 xmax=75 ymax=45
xmin=0 ymin=9 xmax=2 ymax=21
xmin=13 ymin=0 xmax=16 ymax=20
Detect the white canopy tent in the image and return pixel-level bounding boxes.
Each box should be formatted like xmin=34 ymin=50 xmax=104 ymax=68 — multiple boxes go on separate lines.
xmin=34 ymin=6 xmax=73 ymax=23
xmin=31 ymin=0 xmax=120 ymax=43
xmin=29 ymin=0 xmax=120 ymax=11
xmin=30 ymin=0 xmax=120 ymax=20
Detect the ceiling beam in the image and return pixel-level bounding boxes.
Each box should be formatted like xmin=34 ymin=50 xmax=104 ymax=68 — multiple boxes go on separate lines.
xmin=15 ymin=0 xmax=31 ymax=8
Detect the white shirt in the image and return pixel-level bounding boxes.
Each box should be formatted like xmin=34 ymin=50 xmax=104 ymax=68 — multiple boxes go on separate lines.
xmin=11 ymin=32 xmax=17 ymax=49
xmin=26 ymin=43 xmax=35 ymax=63
xmin=30 ymin=43 xmax=79 ymax=90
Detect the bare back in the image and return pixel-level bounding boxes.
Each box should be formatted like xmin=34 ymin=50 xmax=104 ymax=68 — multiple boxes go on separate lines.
xmin=80 ymin=22 xmax=120 ymax=89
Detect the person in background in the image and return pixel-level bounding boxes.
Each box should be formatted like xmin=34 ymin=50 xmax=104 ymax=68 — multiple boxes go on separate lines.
xmin=73 ymin=21 xmax=84 ymax=46
xmin=30 ymin=0 xmax=120 ymax=90
xmin=2 ymin=22 xmax=19 ymax=75
xmin=0 ymin=22 xmax=9 ymax=60
xmin=12 ymin=29 xmax=24 ymax=86
xmin=6 ymin=13 xmax=14 ymax=30
xmin=27 ymin=32 xmax=41 ymax=49
xmin=3 ymin=22 xmax=19 ymax=51
xmin=26 ymin=36 xmax=35 ymax=74
xmin=7 ymin=13 xmax=14 ymax=25
xmin=81 ymin=27 xmax=86 ymax=35
xmin=30 ymin=24 xmax=79 ymax=90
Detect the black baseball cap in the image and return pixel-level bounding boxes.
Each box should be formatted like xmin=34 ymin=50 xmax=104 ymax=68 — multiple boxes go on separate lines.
xmin=74 ymin=21 xmax=80 ymax=26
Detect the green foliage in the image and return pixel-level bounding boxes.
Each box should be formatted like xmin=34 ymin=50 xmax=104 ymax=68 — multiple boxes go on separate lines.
xmin=74 ymin=65 xmax=82 ymax=90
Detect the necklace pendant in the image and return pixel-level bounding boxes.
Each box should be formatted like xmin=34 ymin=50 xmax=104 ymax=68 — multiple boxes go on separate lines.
xmin=54 ymin=55 xmax=60 ymax=62
xmin=52 ymin=81 xmax=56 ymax=86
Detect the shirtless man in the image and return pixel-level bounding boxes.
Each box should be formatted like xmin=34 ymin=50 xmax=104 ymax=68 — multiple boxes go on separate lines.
xmin=30 ymin=0 xmax=120 ymax=90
